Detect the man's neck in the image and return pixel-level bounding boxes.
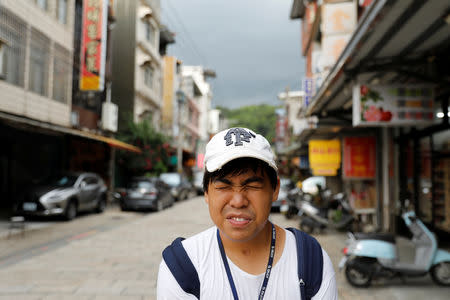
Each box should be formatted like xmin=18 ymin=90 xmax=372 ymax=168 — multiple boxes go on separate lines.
xmin=219 ymin=223 xmax=285 ymax=275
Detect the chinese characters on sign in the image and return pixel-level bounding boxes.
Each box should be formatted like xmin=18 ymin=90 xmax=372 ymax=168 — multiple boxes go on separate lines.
xmin=343 ymin=137 xmax=376 ymax=179
xmin=79 ymin=0 xmax=108 ymax=91
xmin=309 ymin=140 xmax=341 ymax=176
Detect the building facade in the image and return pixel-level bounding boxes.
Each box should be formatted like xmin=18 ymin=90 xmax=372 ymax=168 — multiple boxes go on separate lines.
xmin=111 ymin=0 xmax=163 ymax=131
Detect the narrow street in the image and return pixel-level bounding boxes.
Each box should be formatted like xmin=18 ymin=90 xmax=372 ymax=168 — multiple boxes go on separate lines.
xmin=0 ymin=196 xmax=449 ymax=299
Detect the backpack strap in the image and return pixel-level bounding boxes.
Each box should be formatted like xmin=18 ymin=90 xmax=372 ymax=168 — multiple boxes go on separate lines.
xmin=286 ymin=228 xmax=323 ymax=300
xmin=162 ymin=237 xmax=200 ymax=299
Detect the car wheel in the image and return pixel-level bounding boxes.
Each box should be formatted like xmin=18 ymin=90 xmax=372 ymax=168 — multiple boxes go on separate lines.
xmin=156 ymin=201 xmax=164 ymax=212
xmin=95 ymin=196 xmax=106 ymax=213
xmin=65 ymin=200 xmax=77 ymax=221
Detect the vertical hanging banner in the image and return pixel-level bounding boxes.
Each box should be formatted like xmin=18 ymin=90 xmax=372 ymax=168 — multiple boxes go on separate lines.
xmin=79 ymin=0 xmax=108 ymax=91
xmin=343 ymin=137 xmax=376 ymax=179
xmin=309 ymin=139 xmax=341 ymax=176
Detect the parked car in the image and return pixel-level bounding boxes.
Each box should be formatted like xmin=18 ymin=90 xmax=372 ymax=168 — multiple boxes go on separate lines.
xmin=18 ymin=172 xmax=107 ymax=220
xmin=193 ymin=170 xmax=204 ymax=195
xmin=271 ymin=177 xmax=295 ymax=212
xmin=159 ymin=172 xmax=196 ymax=201
xmin=119 ymin=177 xmax=174 ymax=211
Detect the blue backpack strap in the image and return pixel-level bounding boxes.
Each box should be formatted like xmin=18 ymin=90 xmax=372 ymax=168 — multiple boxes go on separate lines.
xmin=286 ymin=228 xmax=323 ymax=300
xmin=162 ymin=237 xmax=200 ymax=299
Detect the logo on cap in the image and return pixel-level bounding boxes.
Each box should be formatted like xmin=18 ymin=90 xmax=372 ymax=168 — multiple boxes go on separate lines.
xmin=224 ymin=128 xmax=256 ymax=146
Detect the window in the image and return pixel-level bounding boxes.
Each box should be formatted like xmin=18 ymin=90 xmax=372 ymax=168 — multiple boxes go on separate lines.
xmin=53 ymin=44 xmax=70 ymax=103
xmin=36 ymin=0 xmax=48 ymax=11
xmin=29 ymin=28 xmax=50 ymax=96
xmin=0 ymin=8 xmax=26 ymax=86
xmin=143 ymin=64 xmax=153 ymax=88
xmin=0 ymin=41 xmax=5 ymax=79
xmin=57 ymin=0 xmax=68 ymax=24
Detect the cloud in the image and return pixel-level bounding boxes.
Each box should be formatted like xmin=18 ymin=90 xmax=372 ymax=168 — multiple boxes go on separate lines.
xmin=162 ymin=0 xmax=305 ymax=108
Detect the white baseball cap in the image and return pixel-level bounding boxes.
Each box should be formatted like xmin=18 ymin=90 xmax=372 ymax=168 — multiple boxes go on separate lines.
xmin=204 ymin=127 xmax=278 ymax=172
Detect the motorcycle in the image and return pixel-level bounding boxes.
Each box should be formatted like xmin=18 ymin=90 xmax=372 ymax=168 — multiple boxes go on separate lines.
xmin=298 ymin=191 xmax=355 ymax=233
xmin=339 ymin=211 xmax=450 ymax=287
xmin=280 ymin=187 xmax=301 ymax=219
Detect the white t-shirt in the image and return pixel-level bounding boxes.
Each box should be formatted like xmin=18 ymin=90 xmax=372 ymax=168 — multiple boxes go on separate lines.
xmin=157 ymin=227 xmax=337 ymax=300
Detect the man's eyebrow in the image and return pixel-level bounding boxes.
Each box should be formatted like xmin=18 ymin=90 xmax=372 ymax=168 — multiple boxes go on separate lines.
xmin=241 ymin=176 xmax=264 ymax=185
xmin=214 ymin=178 xmax=232 ymax=184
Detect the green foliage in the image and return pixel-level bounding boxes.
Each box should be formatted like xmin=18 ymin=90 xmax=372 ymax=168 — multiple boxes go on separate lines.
xmin=116 ymin=116 xmax=172 ymax=177
xmin=216 ymin=104 xmax=279 ymax=143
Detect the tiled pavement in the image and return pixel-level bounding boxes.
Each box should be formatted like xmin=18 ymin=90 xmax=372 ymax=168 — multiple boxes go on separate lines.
xmin=0 ymin=197 xmax=449 ymax=299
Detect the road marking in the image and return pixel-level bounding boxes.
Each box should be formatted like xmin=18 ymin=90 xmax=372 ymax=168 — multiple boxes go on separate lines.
xmin=67 ymin=230 xmax=97 ymax=241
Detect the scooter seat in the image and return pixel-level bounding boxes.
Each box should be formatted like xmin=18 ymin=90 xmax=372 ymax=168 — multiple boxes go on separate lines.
xmin=354 ymin=232 xmax=395 ymax=244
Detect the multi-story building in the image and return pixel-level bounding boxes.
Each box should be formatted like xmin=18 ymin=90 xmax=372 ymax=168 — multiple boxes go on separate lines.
xmin=0 ymin=0 xmax=76 ymax=213
xmin=111 ymin=0 xmax=163 ymax=131
xmin=0 ymin=0 xmax=139 ymax=215
xmin=290 ymin=0 xmax=450 ymax=234
xmin=181 ymin=66 xmax=216 ymax=170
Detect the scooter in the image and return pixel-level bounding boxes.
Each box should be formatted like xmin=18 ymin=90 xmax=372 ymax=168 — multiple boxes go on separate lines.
xmin=339 ymin=211 xmax=450 ymax=287
xmin=298 ymin=191 xmax=355 ymax=233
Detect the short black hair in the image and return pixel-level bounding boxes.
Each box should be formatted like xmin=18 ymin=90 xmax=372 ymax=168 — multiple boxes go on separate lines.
xmin=203 ymin=157 xmax=278 ymax=193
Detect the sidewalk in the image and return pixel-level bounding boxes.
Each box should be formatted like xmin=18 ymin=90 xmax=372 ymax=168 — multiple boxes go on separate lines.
xmin=0 ymin=197 xmax=448 ymax=299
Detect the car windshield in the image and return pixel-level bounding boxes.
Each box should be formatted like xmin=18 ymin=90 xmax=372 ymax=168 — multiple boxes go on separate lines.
xmin=50 ymin=175 xmax=78 ymax=188
xmin=129 ymin=181 xmax=154 ymax=190
xmin=160 ymin=173 xmax=180 ymax=186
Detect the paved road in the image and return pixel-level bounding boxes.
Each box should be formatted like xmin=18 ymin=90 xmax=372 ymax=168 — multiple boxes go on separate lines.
xmin=0 ymin=196 xmax=449 ymax=299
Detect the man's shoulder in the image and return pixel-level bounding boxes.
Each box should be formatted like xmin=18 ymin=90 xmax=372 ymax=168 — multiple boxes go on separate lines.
xmin=179 ymin=226 xmax=217 ymax=261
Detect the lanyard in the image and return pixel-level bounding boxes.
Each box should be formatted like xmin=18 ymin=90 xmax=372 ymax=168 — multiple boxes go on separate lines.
xmin=216 ymin=223 xmax=276 ymax=300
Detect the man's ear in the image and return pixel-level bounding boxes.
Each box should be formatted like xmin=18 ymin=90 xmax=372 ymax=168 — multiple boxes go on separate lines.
xmin=204 ymin=191 xmax=209 ymax=204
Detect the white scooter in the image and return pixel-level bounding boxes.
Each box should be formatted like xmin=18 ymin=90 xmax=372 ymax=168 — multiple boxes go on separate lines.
xmin=339 ymin=211 xmax=450 ymax=287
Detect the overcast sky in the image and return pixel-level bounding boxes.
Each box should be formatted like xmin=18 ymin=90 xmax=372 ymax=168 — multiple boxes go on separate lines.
xmin=161 ymin=0 xmax=305 ymax=109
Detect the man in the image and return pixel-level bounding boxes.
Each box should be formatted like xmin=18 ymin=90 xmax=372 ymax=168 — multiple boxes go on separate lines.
xmin=157 ymin=127 xmax=337 ymax=299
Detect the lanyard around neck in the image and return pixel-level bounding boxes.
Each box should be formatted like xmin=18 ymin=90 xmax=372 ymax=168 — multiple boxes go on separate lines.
xmin=216 ymin=223 xmax=276 ymax=300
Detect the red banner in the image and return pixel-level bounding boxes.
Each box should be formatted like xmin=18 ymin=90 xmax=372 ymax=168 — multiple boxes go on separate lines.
xmin=343 ymin=137 xmax=376 ymax=178
xmin=79 ymin=0 xmax=107 ymax=91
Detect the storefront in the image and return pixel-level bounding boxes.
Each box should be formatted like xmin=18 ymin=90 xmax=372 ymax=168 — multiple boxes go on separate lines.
xmin=296 ymin=0 xmax=450 ymax=233
xmin=0 ymin=112 xmax=140 ymax=215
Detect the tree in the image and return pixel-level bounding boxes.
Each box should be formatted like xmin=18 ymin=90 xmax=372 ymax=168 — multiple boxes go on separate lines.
xmin=116 ymin=116 xmax=172 ymax=177
xmin=216 ymin=104 xmax=279 ymax=143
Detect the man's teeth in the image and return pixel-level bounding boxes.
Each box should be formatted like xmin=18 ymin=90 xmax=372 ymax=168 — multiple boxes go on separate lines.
xmin=232 ymin=217 xmax=247 ymax=221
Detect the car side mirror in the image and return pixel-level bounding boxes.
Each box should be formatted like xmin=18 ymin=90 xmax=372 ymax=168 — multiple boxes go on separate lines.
xmin=80 ymin=181 xmax=87 ymax=189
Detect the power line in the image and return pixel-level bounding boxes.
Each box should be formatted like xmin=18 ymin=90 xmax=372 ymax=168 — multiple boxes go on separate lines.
xmin=164 ymin=0 xmax=208 ymax=66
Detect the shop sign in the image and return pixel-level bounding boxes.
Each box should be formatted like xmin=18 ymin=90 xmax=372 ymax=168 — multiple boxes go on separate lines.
xmin=343 ymin=137 xmax=376 ymax=179
xmin=353 ymin=84 xmax=435 ymax=126
xmin=79 ymin=0 xmax=108 ymax=91
xmin=309 ymin=139 xmax=341 ymax=176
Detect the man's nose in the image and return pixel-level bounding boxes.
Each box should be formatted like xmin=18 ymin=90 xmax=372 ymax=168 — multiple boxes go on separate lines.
xmin=229 ymin=190 xmax=248 ymax=208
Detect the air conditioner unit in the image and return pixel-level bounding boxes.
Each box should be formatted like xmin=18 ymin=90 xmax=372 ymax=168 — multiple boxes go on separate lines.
xmin=101 ymin=102 xmax=118 ymax=132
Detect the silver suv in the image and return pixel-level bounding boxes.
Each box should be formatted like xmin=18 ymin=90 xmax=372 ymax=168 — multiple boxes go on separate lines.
xmin=19 ymin=172 xmax=107 ymax=220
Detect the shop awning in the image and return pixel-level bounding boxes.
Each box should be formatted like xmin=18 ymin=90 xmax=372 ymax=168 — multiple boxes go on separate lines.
xmin=0 ymin=111 xmax=142 ymax=153
xmin=69 ymin=130 xmax=142 ymax=153
xmin=306 ymin=0 xmax=450 ymax=117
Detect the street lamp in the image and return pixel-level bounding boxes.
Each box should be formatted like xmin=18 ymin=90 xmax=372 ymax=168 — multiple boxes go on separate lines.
xmin=176 ymin=90 xmax=185 ymax=175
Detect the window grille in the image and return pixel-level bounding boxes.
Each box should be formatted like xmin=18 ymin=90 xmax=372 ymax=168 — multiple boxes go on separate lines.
xmin=29 ymin=28 xmax=50 ymax=96
xmin=0 ymin=8 xmax=26 ymax=87
xmin=53 ymin=43 xmax=71 ymax=103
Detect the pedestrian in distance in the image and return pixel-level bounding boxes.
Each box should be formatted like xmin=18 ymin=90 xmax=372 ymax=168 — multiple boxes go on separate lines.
xmin=157 ymin=127 xmax=337 ymax=299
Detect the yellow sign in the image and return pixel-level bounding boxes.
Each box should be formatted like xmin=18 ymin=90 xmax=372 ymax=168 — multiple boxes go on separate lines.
xmin=309 ymin=139 xmax=341 ymax=176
